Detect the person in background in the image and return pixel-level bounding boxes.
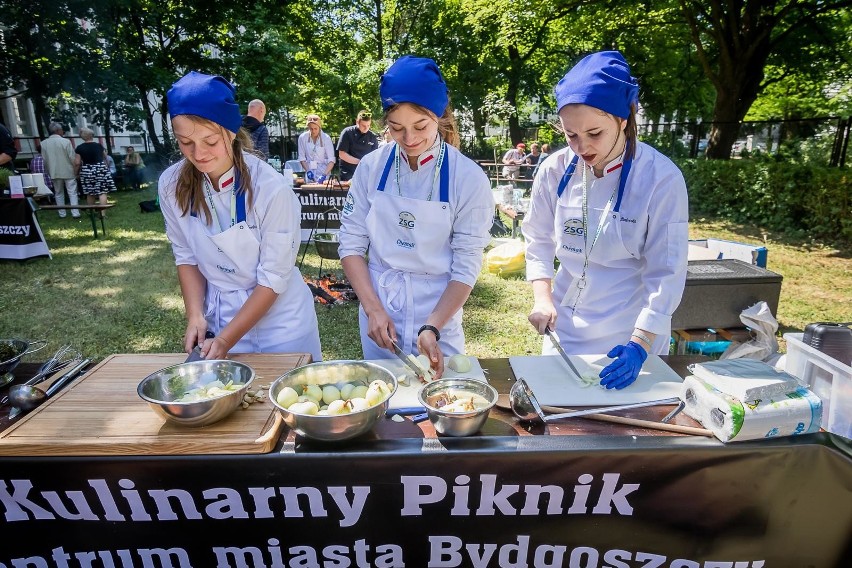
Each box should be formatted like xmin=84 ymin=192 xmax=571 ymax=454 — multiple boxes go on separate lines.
xmin=501 ymin=142 xmax=525 ymax=180
xmin=0 ymin=122 xmax=16 ymax=172
xmin=336 ymin=110 xmax=379 ymax=181
xmin=339 ymin=56 xmax=494 ymax=378
xmin=158 ymin=71 xmax=321 ymax=361
xmin=75 ymin=128 xmax=116 ymax=212
xmin=29 ymin=141 xmax=54 ymax=195
xmin=524 ymin=142 xmax=542 ymax=166
xmin=297 ymin=114 xmax=335 ymax=183
xmin=523 ymin=50 xmax=688 ymax=390
xmin=532 ymin=143 xmax=551 ymax=178
xmin=241 ymin=99 xmax=270 ymax=160
xmin=105 ymin=154 xmax=118 ymax=187
xmin=41 ymin=122 xmax=80 ymax=218
xmin=124 ymin=146 xmax=144 ymax=190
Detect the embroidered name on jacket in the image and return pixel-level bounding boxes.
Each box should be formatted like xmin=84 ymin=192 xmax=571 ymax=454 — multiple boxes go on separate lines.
xmin=562 ymin=218 xmax=584 ymax=236
xmin=396 ymin=239 xmax=415 ymax=249
xmin=0 ymin=225 xmax=31 ymax=237
xmin=216 ymin=265 xmax=236 ymax=274
xmin=342 ymin=193 xmax=355 ymax=216
xmin=620 ymin=216 xmax=637 ymax=224
xmin=398 ymin=211 xmax=416 ymax=230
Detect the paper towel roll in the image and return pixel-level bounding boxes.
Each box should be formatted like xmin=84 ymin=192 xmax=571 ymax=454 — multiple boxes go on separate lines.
xmin=681 ymin=376 xmax=822 ymax=442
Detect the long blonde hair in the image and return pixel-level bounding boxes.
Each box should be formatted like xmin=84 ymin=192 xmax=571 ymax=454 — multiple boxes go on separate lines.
xmin=173 ymin=115 xmax=254 ymax=224
xmin=383 ymin=102 xmax=460 ymax=148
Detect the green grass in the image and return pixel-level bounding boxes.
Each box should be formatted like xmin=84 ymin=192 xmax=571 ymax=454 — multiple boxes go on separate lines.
xmin=2 ymin=189 xmax=850 ymax=365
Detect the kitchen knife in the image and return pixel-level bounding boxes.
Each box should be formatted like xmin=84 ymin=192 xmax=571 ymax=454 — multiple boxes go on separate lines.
xmin=544 ymin=327 xmax=584 ymax=382
xmin=184 ymin=331 xmax=215 ymax=363
xmin=389 ymin=339 xmax=429 ymax=383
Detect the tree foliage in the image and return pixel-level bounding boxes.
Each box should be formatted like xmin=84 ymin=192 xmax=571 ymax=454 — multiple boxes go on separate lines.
xmin=0 ymin=0 xmax=849 ymax=164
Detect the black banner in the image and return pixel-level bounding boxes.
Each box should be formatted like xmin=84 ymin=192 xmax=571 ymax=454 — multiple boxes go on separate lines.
xmin=296 ymin=188 xmax=348 ymax=231
xmin=0 ymin=198 xmax=51 ymax=260
xmin=1 ymin=434 xmax=850 ymax=566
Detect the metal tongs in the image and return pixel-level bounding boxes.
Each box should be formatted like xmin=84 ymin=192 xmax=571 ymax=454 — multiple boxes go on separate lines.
xmin=389 ymin=339 xmax=430 ymax=383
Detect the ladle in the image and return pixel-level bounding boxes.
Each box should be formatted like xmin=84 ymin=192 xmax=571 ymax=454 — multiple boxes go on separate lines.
xmin=8 ymin=358 xmax=90 ymax=412
xmin=1 ymin=344 xmax=80 ymax=405
xmin=509 ymin=378 xmax=680 ymax=423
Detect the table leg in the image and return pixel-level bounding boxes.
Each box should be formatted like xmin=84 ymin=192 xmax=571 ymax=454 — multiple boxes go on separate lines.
xmin=100 ymin=212 xmax=107 ymax=237
xmin=87 ymin=209 xmax=99 ymax=238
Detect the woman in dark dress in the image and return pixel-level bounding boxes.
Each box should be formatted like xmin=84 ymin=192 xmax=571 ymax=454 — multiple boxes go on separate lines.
xmin=75 ymin=128 xmax=116 ymax=211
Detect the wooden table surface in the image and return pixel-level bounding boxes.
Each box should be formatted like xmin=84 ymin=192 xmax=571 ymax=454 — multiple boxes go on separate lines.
xmin=0 ymin=355 xmax=711 ymax=455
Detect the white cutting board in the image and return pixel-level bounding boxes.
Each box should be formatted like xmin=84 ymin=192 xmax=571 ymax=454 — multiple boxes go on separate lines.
xmin=368 ymin=357 xmax=487 ymax=409
xmin=509 ymin=354 xmax=683 ymax=406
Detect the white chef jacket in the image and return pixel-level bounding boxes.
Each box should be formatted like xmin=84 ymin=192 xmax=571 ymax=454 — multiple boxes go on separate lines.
xmin=158 ymin=153 xmax=321 ymax=360
xmin=339 ymin=142 xmax=493 ymax=357
xmin=297 ymin=130 xmax=336 ymax=177
xmin=522 ymin=142 xmax=688 ymax=355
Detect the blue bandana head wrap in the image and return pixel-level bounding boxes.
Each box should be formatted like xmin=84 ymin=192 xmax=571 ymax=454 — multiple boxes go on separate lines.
xmin=167 ymin=71 xmax=242 ymax=133
xmin=554 ymin=51 xmax=638 ymax=119
xmin=380 ymin=55 xmax=449 ymax=117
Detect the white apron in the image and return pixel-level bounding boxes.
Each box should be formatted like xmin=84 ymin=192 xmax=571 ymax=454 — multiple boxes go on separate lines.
xmin=545 ymin=152 xmax=667 ymax=356
xmin=359 ymin=144 xmax=464 ymax=359
xmin=190 ymin=184 xmax=321 ymax=360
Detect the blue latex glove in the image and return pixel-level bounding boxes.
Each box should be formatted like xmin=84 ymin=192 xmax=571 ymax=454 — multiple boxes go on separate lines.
xmin=599 ymin=341 xmax=648 ymax=390
xmin=317 ymin=175 xmax=327 ymax=183
xmin=305 ymin=170 xmax=315 ymax=182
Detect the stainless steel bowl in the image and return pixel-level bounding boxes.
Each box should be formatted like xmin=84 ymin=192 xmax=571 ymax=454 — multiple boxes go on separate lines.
xmin=137 ymin=360 xmax=255 ymax=427
xmin=418 ymin=378 xmax=498 ymax=437
xmin=269 ymin=360 xmax=397 ymax=441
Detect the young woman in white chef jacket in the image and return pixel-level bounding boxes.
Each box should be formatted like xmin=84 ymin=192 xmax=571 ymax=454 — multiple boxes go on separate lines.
xmin=159 ymin=71 xmax=321 ymax=361
xmin=523 ymin=51 xmax=688 ymax=390
xmin=339 ymin=56 xmax=493 ymax=378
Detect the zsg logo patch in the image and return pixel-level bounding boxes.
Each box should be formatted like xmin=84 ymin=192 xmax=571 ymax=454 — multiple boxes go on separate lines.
xmin=562 ymin=218 xmax=584 ymax=236
xmin=398 ymin=211 xmax=416 ymax=230
xmin=342 ymin=193 xmax=355 ymax=217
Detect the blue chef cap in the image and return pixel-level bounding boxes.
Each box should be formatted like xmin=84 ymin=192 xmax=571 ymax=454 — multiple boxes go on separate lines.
xmin=167 ymin=71 xmax=242 ymax=133
xmin=380 ymin=55 xmax=449 ymax=117
xmin=554 ymin=51 xmax=639 ymax=119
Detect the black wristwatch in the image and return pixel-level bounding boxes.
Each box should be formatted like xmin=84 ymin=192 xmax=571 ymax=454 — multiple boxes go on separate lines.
xmin=418 ymin=324 xmax=441 ymax=342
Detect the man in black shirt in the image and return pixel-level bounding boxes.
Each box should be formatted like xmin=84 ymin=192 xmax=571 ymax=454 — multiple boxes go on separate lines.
xmin=0 ymin=122 xmax=17 ymax=172
xmin=336 ymin=110 xmax=379 ymax=181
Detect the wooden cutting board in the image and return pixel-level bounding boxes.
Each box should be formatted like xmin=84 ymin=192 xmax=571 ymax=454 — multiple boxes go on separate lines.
xmin=0 ymin=353 xmax=310 ymax=456
xmin=509 ymin=354 xmax=684 ymax=407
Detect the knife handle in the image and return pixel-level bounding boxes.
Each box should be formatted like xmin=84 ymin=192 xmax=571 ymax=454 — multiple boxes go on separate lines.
xmin=45 ymin=359 xmax=91 ymax=397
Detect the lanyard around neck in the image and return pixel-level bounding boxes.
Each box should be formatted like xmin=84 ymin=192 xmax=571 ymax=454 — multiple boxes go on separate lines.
xmin=580 ymin=163 xmax=619 ymax=275
xmin=393 ymin=138 xmax=446 ymax=202
xmin=203 ymin=176 xmax=237 ymax=233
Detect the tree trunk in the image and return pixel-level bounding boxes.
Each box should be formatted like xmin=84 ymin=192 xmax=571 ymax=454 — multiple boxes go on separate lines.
xmin=137 ymin=86 xmax=166 ymax=158
xmin=505 ymin=45 xmax=522 ymax=144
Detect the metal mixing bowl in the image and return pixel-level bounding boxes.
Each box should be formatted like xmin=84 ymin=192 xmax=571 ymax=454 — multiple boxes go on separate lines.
xmin=269 ymin=360 xmax=397 ymax=441
xmin=418 ymin=378 xmax=498 ymax=437
xmin=137 ymin=360 xmax=255 ymax=427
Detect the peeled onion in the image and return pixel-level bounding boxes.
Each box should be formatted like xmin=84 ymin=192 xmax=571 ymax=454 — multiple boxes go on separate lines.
xmin=447 ymin=354 xmax=472 ymax=373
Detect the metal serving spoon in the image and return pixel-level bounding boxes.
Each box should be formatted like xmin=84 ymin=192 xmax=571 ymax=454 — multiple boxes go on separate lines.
xmin=8 ymin=359 xmax=90 ymax=413
xmin=508 ymin=378 xmax=680 ymax=423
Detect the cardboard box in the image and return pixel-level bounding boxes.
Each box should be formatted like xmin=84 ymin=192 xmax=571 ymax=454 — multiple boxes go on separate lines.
xmin=672 ymin=259 xmax=782 ymax=330
xmin=689 ymin=238 xmax=768 ymax=267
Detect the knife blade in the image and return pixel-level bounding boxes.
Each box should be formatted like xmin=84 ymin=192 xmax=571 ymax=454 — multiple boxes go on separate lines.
xmin=544 ymin=327 xmax=584 ymax=381
xmin=184 ymin=331 xmax=215 ymax=363
xmin=389 ymin=339 xmax=429 ymax=383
